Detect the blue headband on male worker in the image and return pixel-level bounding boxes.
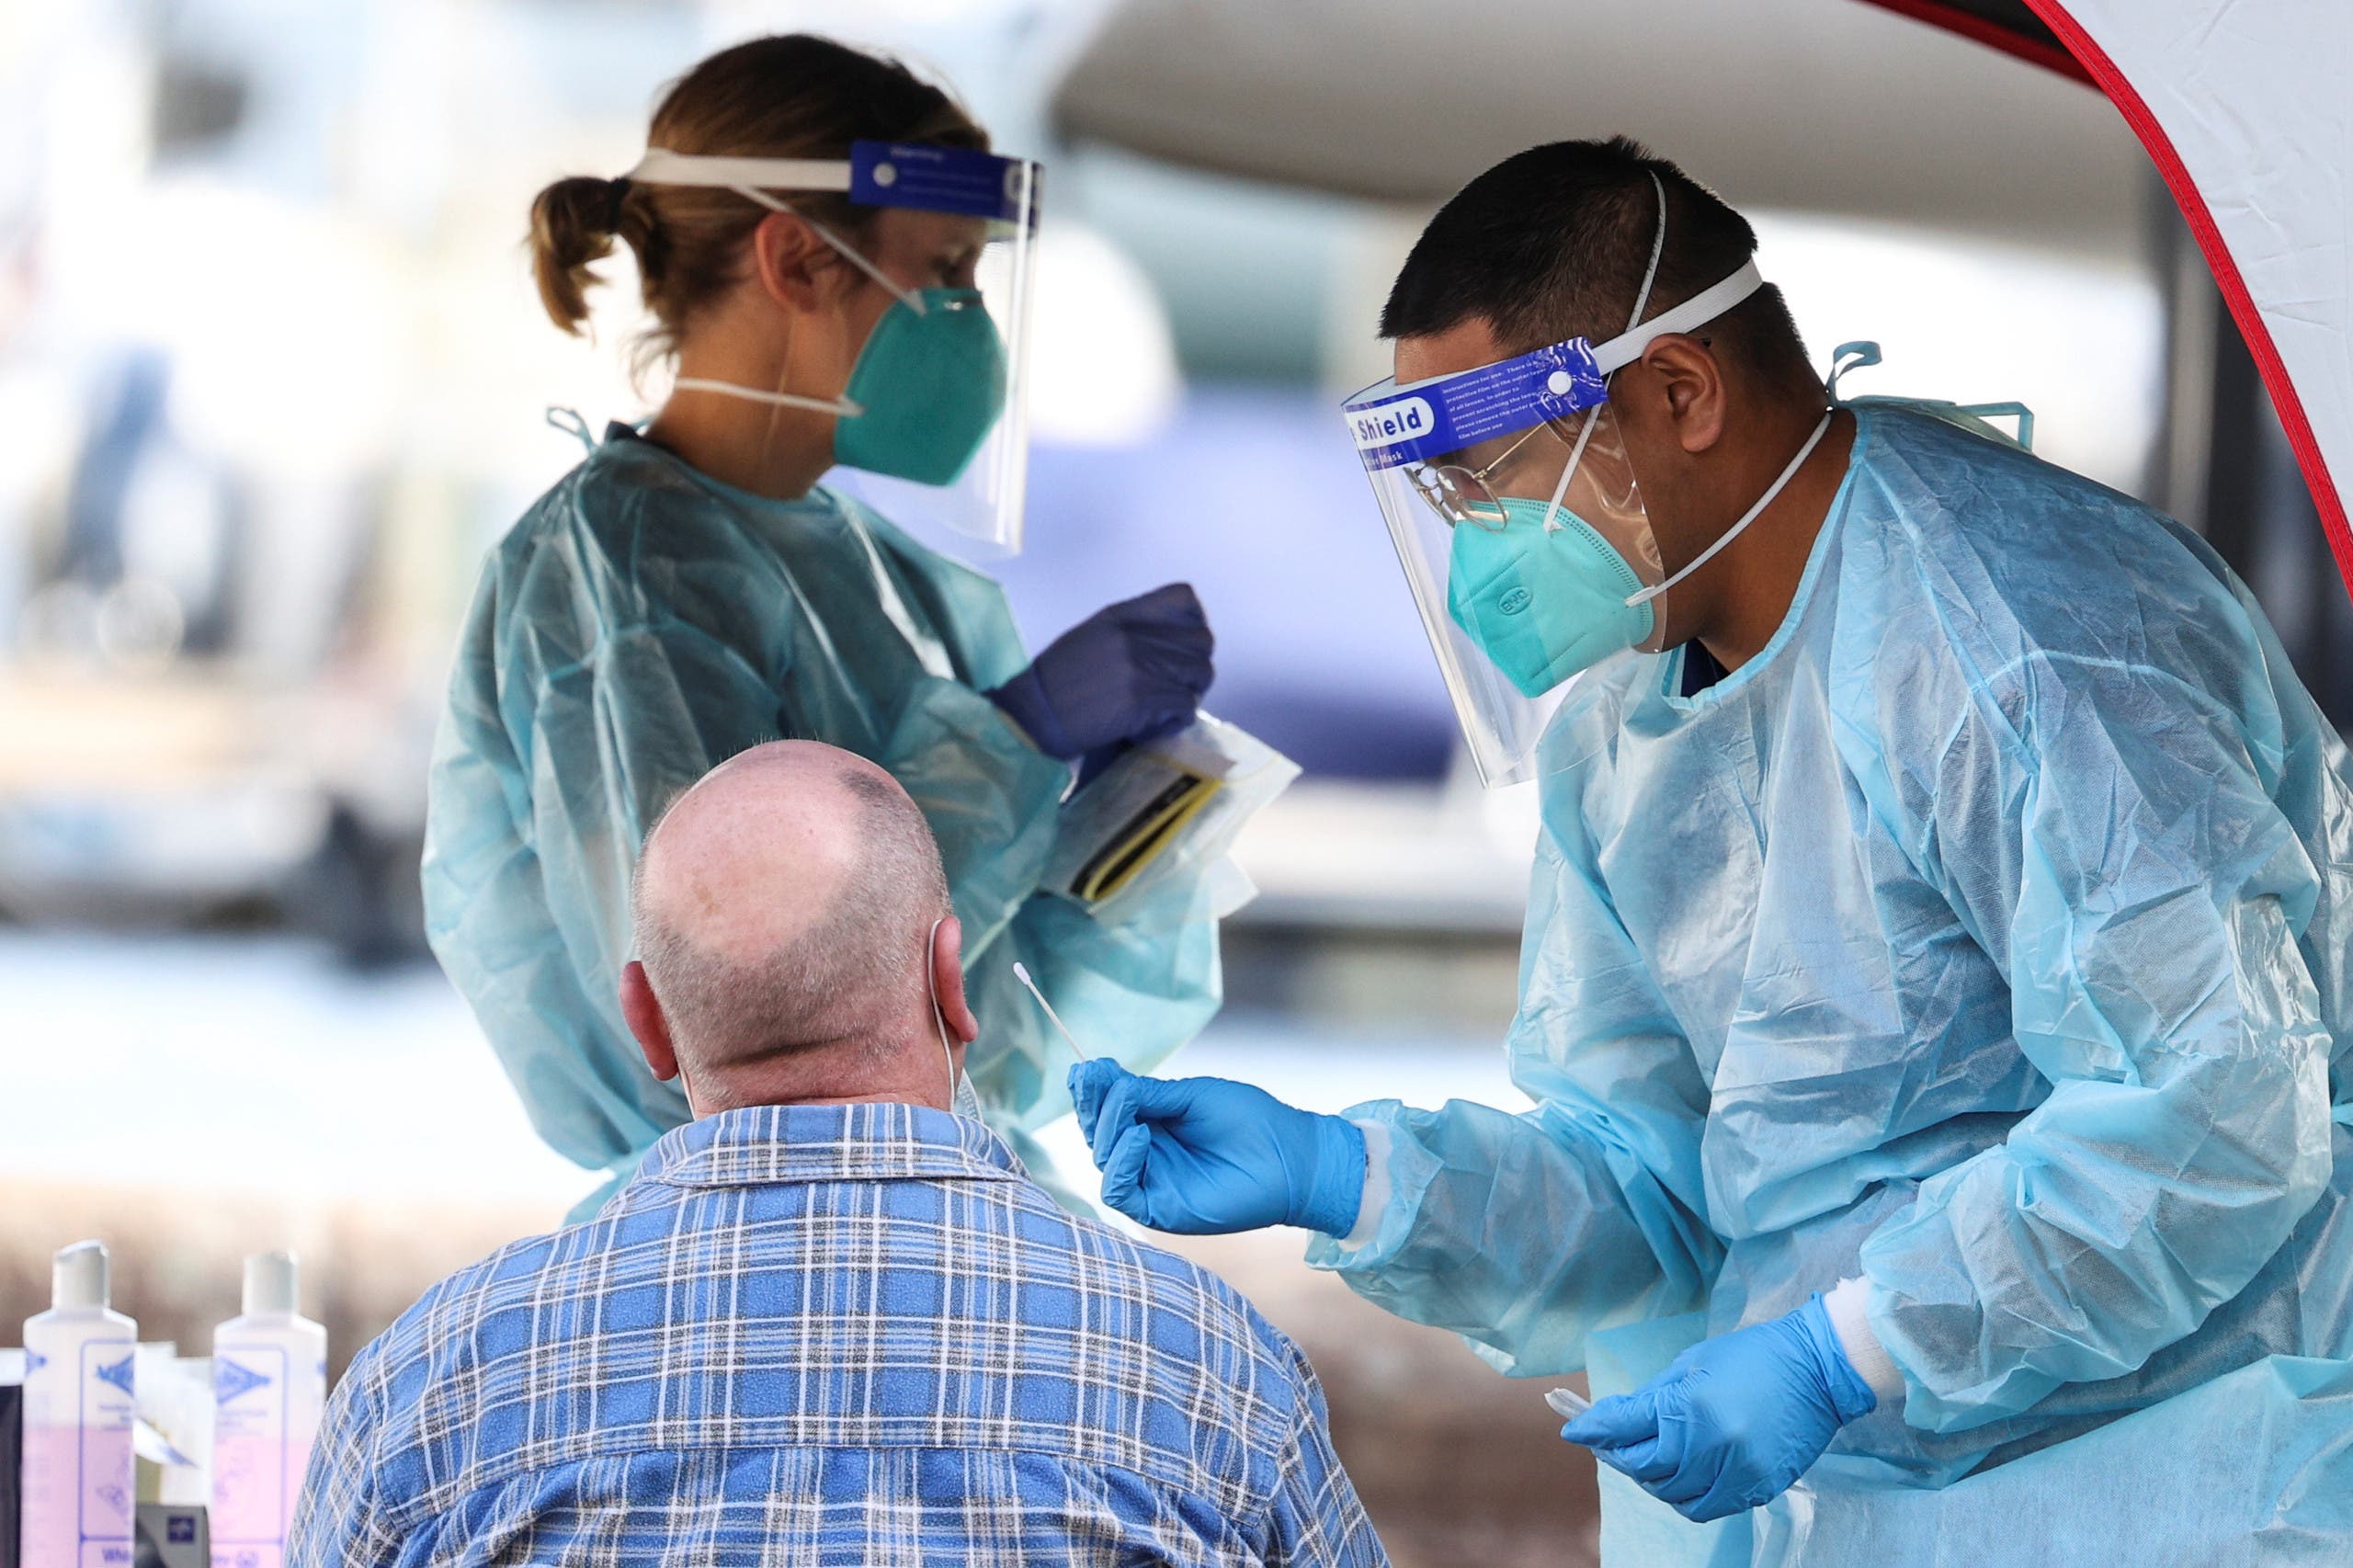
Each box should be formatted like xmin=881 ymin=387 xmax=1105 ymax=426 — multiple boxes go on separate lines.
xmin=1341 ymin=258 xmax=1764 ymax=472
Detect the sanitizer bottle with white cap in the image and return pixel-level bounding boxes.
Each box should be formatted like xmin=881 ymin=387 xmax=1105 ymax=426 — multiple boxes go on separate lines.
xmin=19 ymin=1239 xmax=138 ymax=1568
xmin=209 ymin=1251 xmax=327 ymax=1568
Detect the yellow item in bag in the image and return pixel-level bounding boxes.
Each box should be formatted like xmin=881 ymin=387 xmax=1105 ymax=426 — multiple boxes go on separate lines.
xmin=1067 ymin=768 xmax=1224 ymax=903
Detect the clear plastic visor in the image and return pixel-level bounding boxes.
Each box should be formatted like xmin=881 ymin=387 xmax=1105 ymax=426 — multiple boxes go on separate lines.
xmin=1357 ymin=399 xmax=1661 ymax=787
xmin=824 ymin=198 xmax=1037 ymax=555
xmin=1341 ymin=249 xmax=1765 ymax=786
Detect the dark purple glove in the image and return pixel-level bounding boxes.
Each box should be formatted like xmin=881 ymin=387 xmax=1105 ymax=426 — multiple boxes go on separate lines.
xmin=987 ymin=584 xmax=1213 ymax=761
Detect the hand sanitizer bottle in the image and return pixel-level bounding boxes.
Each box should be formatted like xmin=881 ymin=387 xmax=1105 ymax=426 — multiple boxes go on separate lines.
xmin=209 ymin=1252 xmax=327 ymax=1568
xmin=19 ymin=1241 xmax=137 ymax=1568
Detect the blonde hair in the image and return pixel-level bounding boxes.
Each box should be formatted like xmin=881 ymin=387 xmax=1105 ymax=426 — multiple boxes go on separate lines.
xmin=528 ymin=34 xmax=985 ymax=369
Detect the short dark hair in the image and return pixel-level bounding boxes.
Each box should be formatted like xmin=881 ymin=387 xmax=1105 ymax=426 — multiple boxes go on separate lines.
xmin=1381 ymin=136 xmax=1811 ymax=387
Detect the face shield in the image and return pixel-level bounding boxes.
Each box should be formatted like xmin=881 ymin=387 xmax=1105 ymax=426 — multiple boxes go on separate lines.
xmin=625 ymin=140 xmax=1041 ymax=553
xmin=1343 ymin=172 xmax=1800 ymax=785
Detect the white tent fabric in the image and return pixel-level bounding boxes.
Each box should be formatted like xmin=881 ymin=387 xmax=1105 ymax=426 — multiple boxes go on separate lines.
xmin=1049 ymin=0 xmax=2150 ymax=257
xmin=2016 ymin=1 xmax=2352 ymax=589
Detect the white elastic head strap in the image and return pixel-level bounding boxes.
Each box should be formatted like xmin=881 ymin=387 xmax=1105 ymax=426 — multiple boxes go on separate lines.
xmin=625 ymin=148 xmax=852 ymax=192
xmin=1543 ymin=175 xmax=1675 ymax=531
xmin=1625 ymin=173 xmax=1669 ymax=332
xmin=1602 ymin=171 xmax=1770 ymax=375
xmin=1540 ymin=173 xmax=1669 ymax=534
xmin=1537 ymin=173 xmax=1780 ymax=567
xmin=621 ymin=148 xmax=926 ymax=314
xmin=1591 ymin=259 xmax=1765 ymax=376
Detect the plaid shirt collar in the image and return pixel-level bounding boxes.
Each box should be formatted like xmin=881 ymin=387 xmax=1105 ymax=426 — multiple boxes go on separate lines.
xmin=628 ymin=1102 xmax=1028 ymax=1193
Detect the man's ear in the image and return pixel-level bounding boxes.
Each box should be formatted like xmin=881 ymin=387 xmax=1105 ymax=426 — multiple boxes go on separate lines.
xmin=620 ymin=960 xmax=680 ymax=1084
xmin=930 ymin=916 xmax=980 ymax=1046
xmin=1634 ymin=334 xmax=1730 ymax=456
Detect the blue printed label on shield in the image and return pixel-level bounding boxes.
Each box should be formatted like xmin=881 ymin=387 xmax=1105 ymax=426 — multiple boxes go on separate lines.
xmin=1343 ymin=336 xmax=1608 ymax=472
xmin=1350 ymin=396 xmax=1435 ymax=450
xmin=849 ymin=142 xmax=1036 ymax=225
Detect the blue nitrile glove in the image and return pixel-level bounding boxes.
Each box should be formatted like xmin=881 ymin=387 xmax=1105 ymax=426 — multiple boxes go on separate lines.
xmin=987 ymin=584 xmax=1213 ymax=761
xmin=1560 ymin=1294 xmax=1877 ymax=1522
xmin=1067 ymin=1060 xmax=1366 ymax=1235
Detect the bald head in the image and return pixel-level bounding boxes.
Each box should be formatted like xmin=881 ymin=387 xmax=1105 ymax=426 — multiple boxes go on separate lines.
xmin=625 ymin=742 xmax=961 ymax=1108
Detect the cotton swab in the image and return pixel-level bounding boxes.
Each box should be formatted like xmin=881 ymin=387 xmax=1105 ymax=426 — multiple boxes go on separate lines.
xmin=1012 ymin=961 xmax=1089 ymax=1060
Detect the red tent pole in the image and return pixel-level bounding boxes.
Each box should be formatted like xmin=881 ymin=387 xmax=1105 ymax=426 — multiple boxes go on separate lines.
xmin=1848 ymin=0 xmax=2092 ymax=84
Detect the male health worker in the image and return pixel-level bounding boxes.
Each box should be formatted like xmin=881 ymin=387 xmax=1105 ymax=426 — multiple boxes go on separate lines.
xmin=1073 ymin=138 xmax=2353 ymax=1562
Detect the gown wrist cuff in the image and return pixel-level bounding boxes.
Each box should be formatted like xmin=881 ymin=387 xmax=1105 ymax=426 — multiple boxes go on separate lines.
xmin=1825 ymin=1276 xmax=1905 ymax=1403
xmin=984 ymin=666 xmax=1073 ymax=759
xmin=1296 ymin=1115 xmax=1369 ymax=1238
xmin=1330 ymin=1119 xmax=1389 ymax=1247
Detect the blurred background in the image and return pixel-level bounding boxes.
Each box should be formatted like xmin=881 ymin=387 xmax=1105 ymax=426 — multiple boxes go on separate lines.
xmin=1 ymin=1 xmax=2343 ymax=1562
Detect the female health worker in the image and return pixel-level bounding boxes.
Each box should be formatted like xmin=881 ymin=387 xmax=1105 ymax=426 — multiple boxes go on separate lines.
xmin=425 ymin=35 xmax=1226 ymax=1206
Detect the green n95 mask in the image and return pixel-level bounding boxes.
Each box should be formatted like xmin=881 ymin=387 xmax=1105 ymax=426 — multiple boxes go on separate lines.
xmin=672 ymin=228 xmax=1008 ymax=488
xmin=1440 ymin=399 xmax=1831 ymax=701
xmin=831 ymin=286 xmax=1007 ymax=486
xmin=1445 ymin=493 xmax=1656 ymax=699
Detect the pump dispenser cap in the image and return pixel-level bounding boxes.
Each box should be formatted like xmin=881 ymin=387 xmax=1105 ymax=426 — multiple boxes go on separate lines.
xmin=52 ymin=1240 xmax=108 ymax=1310
xmin=243 ymin=1250 xmax=299 ymax=1316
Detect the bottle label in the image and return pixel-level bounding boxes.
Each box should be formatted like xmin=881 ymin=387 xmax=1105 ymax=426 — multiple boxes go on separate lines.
xmin=210 ymin=1342 xmax=320 ymax=1568
xmin=19 ymin=1335 xmax=137 ymax=1568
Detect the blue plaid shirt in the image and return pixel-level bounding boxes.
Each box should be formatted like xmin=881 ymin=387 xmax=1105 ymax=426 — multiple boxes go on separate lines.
xmin=290 ymin=1103 xmax=1386 ymax=1566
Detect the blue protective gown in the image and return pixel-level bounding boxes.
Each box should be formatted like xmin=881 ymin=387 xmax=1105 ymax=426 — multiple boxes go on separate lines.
xmin=1311 ymin=405 xmax=2353 ymax=1562
xmin=424 ymin=428 xmax=1227 ymax=1198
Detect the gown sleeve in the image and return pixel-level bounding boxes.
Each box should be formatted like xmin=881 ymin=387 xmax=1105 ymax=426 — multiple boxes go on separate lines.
xmin=1855 ymin=646 xmax=2336 ymax=1430
xmin=424 ymin=553 xmax=811 ymax=1174
xmin=868 ymin=515 xmax=1234 ymax=1142
xmin=427 ymin=480 xmax=1228 ymax=1196
xmin=1301 ymin=808 xmax=1723 ymax=1376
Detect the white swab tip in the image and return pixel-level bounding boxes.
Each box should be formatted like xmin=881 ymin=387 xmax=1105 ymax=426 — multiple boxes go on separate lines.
xmin=1012 ymin=961 xmax=1087 ymax=1060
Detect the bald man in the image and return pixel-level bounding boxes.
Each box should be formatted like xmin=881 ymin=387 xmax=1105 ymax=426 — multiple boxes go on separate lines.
xmin=292 ymin=743 xmax=1387 ymax=1568
xmin=620 ymin=742 xmax=984 ymax=1118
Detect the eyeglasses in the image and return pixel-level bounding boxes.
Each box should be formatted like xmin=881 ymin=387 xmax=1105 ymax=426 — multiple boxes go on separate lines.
xmin=1406 ymin=420 xmax=1572 ymax=531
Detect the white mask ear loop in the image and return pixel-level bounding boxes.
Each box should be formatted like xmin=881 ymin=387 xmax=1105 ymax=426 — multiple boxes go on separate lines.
xmin=926 ymin=916 xmax=956 ymax=1106
xmin=1624 ymin=409 xmax=1833 ymax=608
xmin=1540 ymin=173 xmax=1667 ymax=536
xmin=733 ymin=186 xmax=926 ymax=315
xmin=1538 ymin=413 xmax=1592 ymax=534
xmin=668 ymin=378 xmax=860 ymax=415
xmin=670 ymin=188 xmax=923 ymax=416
